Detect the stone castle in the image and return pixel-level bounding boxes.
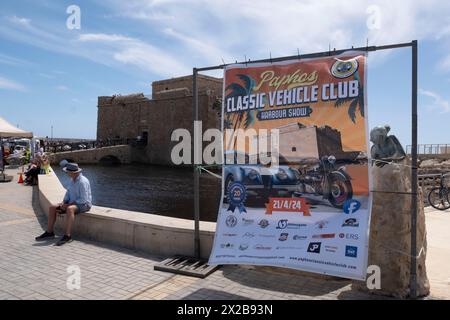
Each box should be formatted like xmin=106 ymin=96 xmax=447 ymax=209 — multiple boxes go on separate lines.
xmin=97 ymin=75 xmax=222 ymax=165
xmin=97 ymin=75 xmax=361 ymax=165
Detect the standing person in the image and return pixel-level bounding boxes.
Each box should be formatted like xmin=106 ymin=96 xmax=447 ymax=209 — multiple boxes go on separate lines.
xmin=35 ymin=163 xmax=92 ymax=246
xmin=39 ymin=154 xmax=51 ymax=174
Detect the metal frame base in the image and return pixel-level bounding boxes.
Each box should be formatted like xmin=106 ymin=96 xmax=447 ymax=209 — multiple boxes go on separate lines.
xmin=154 ymin=255 xmax=219 ymax=278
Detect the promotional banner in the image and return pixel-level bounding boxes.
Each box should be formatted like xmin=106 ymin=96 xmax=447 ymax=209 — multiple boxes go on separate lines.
xmin=209 ymin=52 xmax=371 ymax=280
xmin=0 ymin=146 xmax=4 ymax=171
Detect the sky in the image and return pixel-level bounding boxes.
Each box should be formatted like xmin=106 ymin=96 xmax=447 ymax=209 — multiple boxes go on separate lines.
xmin=0 ymin=0 xmax=449 ymax=148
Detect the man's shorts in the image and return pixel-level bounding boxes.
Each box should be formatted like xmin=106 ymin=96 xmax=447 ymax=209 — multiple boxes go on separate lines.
xmin=58 ymin=203 xmax=91 ymax=215
xmin=75 ymin=203 xmax=91 ymax=214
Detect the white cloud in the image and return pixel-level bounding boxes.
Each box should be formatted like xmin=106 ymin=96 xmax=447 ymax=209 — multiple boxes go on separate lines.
xmin=7 ymin=15 xmax=31 ymax=27
xmin=78 ymin=33 xmax=134 ymax=42
xmin=0 ymin=14 xmax=191 ymax=78
xmin=38 ymin=73 xmax=55 ymax=79
xmin=0 ymin=76 xmax=26 ymax=91
xmin=163 ymin=28 xmax=233 ymax=65
xmin=107 ymin=0 xmax=450 ymax=68
xmin=77 ymin=32 xmax=189 ymax=77
xmin=0 ymin=53 xmax=32 ymax=67
xmin=440 ymin=55 xmax=450 ymax=72
xmin=420 ymin=89 xmax=450 ymax=113
xmin=56 ymin=85 xmax=69 ymax=91
xmin=3 ymin=0 xmax=450 ymax=81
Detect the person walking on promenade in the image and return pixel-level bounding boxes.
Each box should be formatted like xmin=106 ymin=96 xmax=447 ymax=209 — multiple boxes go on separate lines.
xmin=35 ymin=163 xmax=92 ymax=246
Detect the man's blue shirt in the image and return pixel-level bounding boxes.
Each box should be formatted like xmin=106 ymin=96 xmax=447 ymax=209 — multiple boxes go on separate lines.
xmin=63 ymin=173 xmax=92 ymax=207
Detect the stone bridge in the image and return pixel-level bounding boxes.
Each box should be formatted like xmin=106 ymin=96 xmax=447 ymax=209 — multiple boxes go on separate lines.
xmin=49 ymin=145 xmax=132 ymax=165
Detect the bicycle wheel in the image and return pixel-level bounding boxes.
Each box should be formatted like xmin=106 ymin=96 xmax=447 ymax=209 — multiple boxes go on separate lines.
xmin=428 ymin=187 xmax=450 ymax=210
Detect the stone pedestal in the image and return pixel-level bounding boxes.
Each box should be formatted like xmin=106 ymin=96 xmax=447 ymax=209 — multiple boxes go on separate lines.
xmin=353 ymin=159 xmax=430 ymax=298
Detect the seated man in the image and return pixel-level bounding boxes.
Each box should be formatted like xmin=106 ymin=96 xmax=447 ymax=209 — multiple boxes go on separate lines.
xmin=24 ymin=159 xmax=40 ymax=185
xmin=35 ymin=163 xmax=92 ymax=246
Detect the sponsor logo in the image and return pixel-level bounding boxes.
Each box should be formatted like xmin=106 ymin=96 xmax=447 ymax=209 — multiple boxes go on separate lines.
xmin=239 ymin=243 xmax=249 ymax=251
xmin=258 ymin=234 xmax=276 ymax=238
xmin=293 ymin=235 xmax=308 ymax=240
xmin=279 ymin=233 xmax=289 ymax=241
xmin=276 ymin=219 xmax=288 ymax=229
xmin=276 ymin=246 xmax=304 ymax=250
xmin=315 ymin=220 xmax=329 ymax=229
xmin=242 ymin=232 xmax=255 ymax=238
xmin=345 ymin=246 xmax=358 ymax=258
xmin=220 ymin=243 xmax=234 ymax=249
xmin=325 ymin=245 xmax=338 ymax=253
xmin=339 ymin=233 xmax=359 ymax=240
xmin=242 ymin=218 xmax=254 ymax=226
xmin=276 ymin=219 xmax=306 ymax=230
xmin=222 ymin=233 xmax=237 ymax=237
xmin=287 ymin=223 xmax=307 ymax=229
xmin=253 ymin=244 xmax=272 ymax=250
xmin=312 ymin=233 xmax=335 ymax=239
xmin=216 ymin=255 xmax=235 ymax=258
xmin=342 ymin=218 xmax=359 ymax=227
xmin=226 ymin=215 xmax=238 ymax=228
xmin=331 ymin=58 xmax=359 ymax=79
xmin=258 ymin=219 xmax=270 ymax=228
xmin=343 ymin=199 xmax=361 ymax=214
xmin=307 ymin=242 xmax=321 ymax=253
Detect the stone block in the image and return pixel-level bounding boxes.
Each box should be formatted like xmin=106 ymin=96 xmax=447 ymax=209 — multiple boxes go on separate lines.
xmin=353 ymin=159 xmax=430 ymax=298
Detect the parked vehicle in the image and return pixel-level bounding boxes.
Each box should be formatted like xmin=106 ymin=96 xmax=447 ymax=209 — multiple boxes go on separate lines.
xmin=296 ymin=155 xmax=353 ymax=208
xmin=6 ymin=152 xmax=26 ymax=166
xmin=427 ymin=173 xmax=450 ymax=210
xmin=223 ymin=151 xmax=301 ymax=199
xmin=13 ymin=145 xmax=27 ymax=153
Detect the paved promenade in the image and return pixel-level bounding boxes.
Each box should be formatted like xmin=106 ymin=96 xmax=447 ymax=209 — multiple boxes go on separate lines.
xmin=0 ymin=168 xmax=447 ymax=300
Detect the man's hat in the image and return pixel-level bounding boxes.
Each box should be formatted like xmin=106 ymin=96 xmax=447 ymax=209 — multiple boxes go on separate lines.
xmin=63 ymin=163 xmax=82 ymax=173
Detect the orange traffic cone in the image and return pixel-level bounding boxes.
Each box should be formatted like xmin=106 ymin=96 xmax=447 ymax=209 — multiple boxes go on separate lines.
xmin=18 ymin=173 xmax=24 ymax=184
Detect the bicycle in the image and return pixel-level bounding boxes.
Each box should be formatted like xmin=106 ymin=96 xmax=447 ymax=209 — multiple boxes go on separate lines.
xmin=427 ymin=173 xmax=450 ymax=210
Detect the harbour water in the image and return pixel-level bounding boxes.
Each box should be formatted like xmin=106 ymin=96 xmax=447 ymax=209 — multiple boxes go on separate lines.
xmin=54 ymin=164 xmax=221 ymax=222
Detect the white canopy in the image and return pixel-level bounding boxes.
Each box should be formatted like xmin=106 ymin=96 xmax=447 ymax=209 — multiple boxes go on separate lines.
xmin=0 ymin=116 xmax=33 ymax=138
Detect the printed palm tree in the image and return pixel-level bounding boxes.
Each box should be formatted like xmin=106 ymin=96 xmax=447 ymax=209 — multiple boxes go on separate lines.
xmin=225 ymin=74 xmax=258 ymax=130
xmin=334 ymin=72 xmax=365 ymax=123
xmin=224 ymin=74 xmax=258 ymax=150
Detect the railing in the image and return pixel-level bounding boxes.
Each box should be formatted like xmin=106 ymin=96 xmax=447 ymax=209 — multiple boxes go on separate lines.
xmin=46 ymin=138 xmax=146 ymax=153
xmin=406 ymin=144 xmax=450 ymax=155
xmin=418 ymin=173 xmax=441 ymax=206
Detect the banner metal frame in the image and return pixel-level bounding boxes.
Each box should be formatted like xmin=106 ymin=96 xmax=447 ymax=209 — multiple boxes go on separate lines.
xmin=192 ymin=40 xmax=418 ymax=298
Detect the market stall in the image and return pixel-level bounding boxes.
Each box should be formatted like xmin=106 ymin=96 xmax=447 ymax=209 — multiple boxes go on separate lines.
xmin=0 ymin=116 xmax=32 ymax=182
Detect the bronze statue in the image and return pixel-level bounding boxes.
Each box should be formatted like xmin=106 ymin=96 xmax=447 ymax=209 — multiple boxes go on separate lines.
xmin=370 ymin=125 xmax=406 ymax=167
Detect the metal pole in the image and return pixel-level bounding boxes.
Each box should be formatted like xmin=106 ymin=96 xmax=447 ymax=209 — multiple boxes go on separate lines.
xmin=195 ymin=42 xmax=414 ymax=72
xmin=410 ymin=39 xmax=418 ymax=299
xmin=193 ymin=68 xmax=201 ymax=259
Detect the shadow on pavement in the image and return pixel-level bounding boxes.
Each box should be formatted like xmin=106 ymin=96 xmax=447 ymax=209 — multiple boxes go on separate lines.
xmin=336 ymin=286 xmax=394 ymax=300
xmin=32 ymin=240 xmax=58 ymax=247
xmin=31 ymin=185 xmax=48 ymax=229
xmin=220 ymin=265 xmax=352 ymax=297
xmin=181 ymin=288 xmax=250 ymax=300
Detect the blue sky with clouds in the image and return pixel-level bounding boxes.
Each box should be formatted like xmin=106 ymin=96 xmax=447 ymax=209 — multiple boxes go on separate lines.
xmin=0 ymin=0 xmax=449 ymax=147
